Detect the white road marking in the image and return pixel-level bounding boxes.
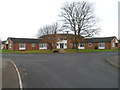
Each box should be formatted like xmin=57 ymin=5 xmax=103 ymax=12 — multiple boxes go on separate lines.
xmin=9 ymin=59 xmax=23 ymax=90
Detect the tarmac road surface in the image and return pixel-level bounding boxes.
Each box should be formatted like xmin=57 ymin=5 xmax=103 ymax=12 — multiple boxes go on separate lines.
xmin=2 ymin=52 xmax=119 ymax=88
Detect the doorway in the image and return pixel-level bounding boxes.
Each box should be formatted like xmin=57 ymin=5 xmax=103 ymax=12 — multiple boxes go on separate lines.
xmin=60 ymin=43 xmax=64 ymax=49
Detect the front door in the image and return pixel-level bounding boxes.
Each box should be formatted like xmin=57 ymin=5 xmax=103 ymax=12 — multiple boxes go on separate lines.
xmin=60 ymin=43 xmax=64 ymax=49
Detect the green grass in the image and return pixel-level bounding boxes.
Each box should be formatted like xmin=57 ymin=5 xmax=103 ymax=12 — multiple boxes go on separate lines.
xmin=65 ymin=49 xmax=120 ymax=53
xmin=1 ymin=50 xmax=53 ymax=54
xmin=0 ymin=49 xmax=120 ymax=54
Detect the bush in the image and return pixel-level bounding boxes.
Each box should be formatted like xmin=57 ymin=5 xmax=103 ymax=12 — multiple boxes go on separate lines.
xmin=94 ymin=46 xmax=98 ymax=49
xmin=53 ymin=50 xmax=59 ymax=53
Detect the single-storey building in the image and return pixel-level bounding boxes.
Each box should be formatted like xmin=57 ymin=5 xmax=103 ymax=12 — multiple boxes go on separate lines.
xmin=6 ymin=37 xmax=40 ymax=51
xmin=79 ymin=36 xmax=118 ymax=49
xmin=2 ymin=35 xmax=119 ymax=51
xmin=39 ymin=35 xmax=118 ymax=50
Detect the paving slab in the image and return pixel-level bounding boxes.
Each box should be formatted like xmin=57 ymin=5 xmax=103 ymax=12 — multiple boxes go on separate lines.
xmin=2 ymin=58 xmax=20 ymax=88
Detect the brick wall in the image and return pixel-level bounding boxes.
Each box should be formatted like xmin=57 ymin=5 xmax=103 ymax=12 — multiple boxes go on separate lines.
xmin=8 ymin=39 xmax=39 ymax=51
xmin=84 ymin=43 xmax=96 ymax=49
xmin=110 ymin=38 xmax=117 ymax=49
xmin=7 ymin=37 xmax=118 ymax=50
xmin=118 ymin=43 xmax=120 ymax=49
xmin=26 ymin=43 xmax=39 ymax=50
xmin=8 ymin=40 xmax=14 ymax=50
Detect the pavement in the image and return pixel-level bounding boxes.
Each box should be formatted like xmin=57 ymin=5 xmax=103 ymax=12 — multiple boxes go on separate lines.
xmin=0 ymin=58 xmax=2 ymax=90
xmin=106 ymin=56 xmax=120 ymax=68
xmin=59 ymin=49 xmax=66 ymax=53
xmin=2 ymin=58 xmax=20 ymax=89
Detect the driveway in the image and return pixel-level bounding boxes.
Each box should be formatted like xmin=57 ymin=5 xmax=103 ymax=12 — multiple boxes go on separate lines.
xmin=2 ymin=52 xmax=118 ymax=88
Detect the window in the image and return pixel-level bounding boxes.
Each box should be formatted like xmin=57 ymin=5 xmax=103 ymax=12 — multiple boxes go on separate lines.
xmin=9 ymin=43 xmax=12 ymax=48
xmin=39 ymin=43 xmax=47 ymax=49
xmin=112 ymin=42 xmax=115 ymax=47
xmin=99 ymin=43 xmax=105 ymax=47
xmin=19 ymin=43 xmax=25 ymax=48
xmin=52 ymin=43 xmax=54 ymax=46
xmin=79 ymin=43 xmax=84 ymax=47
xmin=19 ymin=43 xmax=26 ymax=50
xmin=39 ymin=44 xmax=46 ymax=48
xmin=88 ymin=43 xmax=92 ymax=47
xmin=31 ymin=43 xmax=36 ymax=47
xmin=70 ymin=43 xmax=73 ymax=47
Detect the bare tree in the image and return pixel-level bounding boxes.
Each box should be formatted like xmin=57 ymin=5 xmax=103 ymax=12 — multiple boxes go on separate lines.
xmin=36 ymin=22 xmax=61 ymax=50
xmin=36 ymin=22 xmax=61 ymax=38
xmin=60 ymin=1 xmax=100 ymax=49
xmin=39 ymin=34 xmax=58 ymax=50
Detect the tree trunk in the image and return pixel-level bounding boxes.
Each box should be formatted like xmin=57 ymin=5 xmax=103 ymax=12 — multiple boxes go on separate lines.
xmin=48 ymin=43 xmax=53 ymax=51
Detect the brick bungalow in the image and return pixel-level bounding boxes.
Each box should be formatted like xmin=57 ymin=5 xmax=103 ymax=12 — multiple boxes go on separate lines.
xmin=2 ymin=35 xmax=118 ymax=51
xmin=79 ymin=36 xmax=118 ymax=49
xmin=6 ymin=37 xmax=40 ymax=50
xmin=39 ymin=35 xmax=118 ymax=50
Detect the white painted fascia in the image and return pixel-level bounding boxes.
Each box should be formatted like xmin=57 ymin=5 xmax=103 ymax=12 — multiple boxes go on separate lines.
xmin=8 ymin=39 xmax=13 ymax=43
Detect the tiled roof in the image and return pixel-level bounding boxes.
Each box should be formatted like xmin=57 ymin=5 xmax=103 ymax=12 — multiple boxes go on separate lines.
xmin=39 ymin=34 xmax=84 ymax=39
xmin=8 ymin=37 xmax=40 ymax=43
xmin=80 ymin=36 xmax=117 ymax=43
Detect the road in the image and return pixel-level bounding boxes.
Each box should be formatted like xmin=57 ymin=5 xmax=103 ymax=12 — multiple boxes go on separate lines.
xmin=2 ymin=52 xmax=118 ymax=88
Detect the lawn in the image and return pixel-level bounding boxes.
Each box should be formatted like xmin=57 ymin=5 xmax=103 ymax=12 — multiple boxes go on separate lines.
xmin=65 ymin=49 xmax=120 ymax=53
xmin=0 ymin=49 xmax=120 ymax=54
xmin=0 ymin=50 xmax=53 ymax=54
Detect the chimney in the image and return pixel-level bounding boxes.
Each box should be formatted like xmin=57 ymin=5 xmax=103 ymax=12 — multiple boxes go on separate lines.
xmin=66 ymin=31 xmax=69 ymax=35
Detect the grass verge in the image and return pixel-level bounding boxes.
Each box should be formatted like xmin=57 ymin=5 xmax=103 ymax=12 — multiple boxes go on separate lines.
xmin=65 ymin=49 xmax=120 ymax=53
xmin=1 ymin=50 xmax=53 ymax=54
xmin=0 ymin=49 xmax=120 ymax=54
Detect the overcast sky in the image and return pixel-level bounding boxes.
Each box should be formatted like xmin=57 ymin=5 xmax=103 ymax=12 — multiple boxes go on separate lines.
xmin=0 ymin=0 xmax=119 ymax=40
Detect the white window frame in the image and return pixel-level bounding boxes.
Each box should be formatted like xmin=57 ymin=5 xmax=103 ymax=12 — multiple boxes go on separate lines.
xmin=39 ymin=43 xmax=47 ymax=49
xmin=19 ymin=43 xmax=26 ymax=50
xmin=52 ymin=43 xmax=54 ymax=47
xmin=78 ymin=43 xmax=85 ymax=49
xmin=88 ymin=43 xmax=92 ymax=47
xmin=9 ymin=43 xmax=12 ymax=48
xmin=79 ymin=43 xmax=84 ymax=47
xmin=99 ymin=43 xmax=105 ymax=49
xmin=70 ymin=43 xmax=73 ymax=47
xmin=31 ymin=43 xmax=36 ymax=47
xmin=112 ymin=42 xmax=115 ymax=47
